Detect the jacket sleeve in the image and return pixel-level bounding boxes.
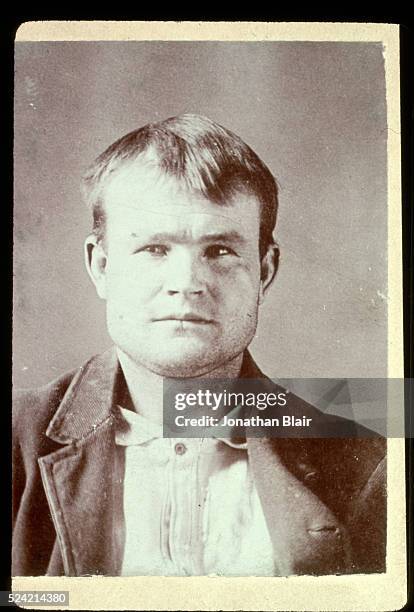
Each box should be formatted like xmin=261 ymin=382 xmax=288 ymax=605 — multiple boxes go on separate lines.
xmin=12 ymin=387 xmax=64 ymax=576
xmin=12 ymin=392 xmax=27 ymax=528
xmin=347 ymin=455 xmax=387 ymax=573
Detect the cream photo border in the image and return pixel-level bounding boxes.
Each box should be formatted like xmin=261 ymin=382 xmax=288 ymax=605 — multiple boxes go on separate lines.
xmin=13 ymin=21 xmax=406 ymax=611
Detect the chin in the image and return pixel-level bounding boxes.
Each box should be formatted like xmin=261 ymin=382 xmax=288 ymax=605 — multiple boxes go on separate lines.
xmin=135 ymin=344 xmax=229 ymax=378
xmin=145 ymin=356 xmax=214 ymax=378
xmin=114 ymin=330 xmax=252 ymax=378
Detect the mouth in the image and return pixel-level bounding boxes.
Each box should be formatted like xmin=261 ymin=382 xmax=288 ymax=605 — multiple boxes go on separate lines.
xmin=153 ymin=314 xmax=214 ymax=324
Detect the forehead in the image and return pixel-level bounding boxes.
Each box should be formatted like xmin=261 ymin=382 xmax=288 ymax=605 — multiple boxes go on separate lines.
xmin=102 ymin=162 xmax=261 ymax=238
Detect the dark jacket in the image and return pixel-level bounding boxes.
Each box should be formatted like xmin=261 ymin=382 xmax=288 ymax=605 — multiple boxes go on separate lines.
xmin=13 ymin=348 xmax=386 ymax=576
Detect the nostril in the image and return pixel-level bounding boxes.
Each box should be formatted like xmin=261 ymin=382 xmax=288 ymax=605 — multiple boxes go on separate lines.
xmin=166 ymin=288 xmax=203 ymax=296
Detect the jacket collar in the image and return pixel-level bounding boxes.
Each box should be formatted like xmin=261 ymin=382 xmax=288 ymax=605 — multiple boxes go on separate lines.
xmin=46 ymin=347 xmax=120 ymax=444
xmin=46 ymin=348 xmax=262 ymax=444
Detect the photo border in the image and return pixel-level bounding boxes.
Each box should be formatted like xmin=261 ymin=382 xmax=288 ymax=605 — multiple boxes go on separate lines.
xmin=13 ymin=21 xmax=406 ymax=611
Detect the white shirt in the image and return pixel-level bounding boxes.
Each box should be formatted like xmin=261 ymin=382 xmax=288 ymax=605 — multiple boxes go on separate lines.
xmin=115 ymin=406 xmax=275 ymax=576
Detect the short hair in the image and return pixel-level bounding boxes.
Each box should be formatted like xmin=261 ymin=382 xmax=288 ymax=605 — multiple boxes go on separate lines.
xmin=81 ymin=113 xmax=279 ymax=258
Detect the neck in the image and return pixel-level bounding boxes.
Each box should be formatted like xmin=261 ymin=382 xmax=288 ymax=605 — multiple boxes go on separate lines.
xmin=116 ymin=349 xmax=244 ymax=425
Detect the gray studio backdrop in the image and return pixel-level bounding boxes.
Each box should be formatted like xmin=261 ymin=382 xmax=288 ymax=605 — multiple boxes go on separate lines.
xmin=14 ymin=41 xmax=387 ymax=387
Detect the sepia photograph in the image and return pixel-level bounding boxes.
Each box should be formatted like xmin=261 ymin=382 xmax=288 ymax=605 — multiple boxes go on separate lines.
xmin=12 ymin=21 xmax=405 ymax=611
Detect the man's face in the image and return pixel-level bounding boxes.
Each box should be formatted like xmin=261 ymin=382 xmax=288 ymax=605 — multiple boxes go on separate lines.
xmin=87 ymin=163 xmax=275 ymax=377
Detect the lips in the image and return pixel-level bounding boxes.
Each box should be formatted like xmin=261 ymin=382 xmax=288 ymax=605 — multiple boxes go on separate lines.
xmin=153 ymin=313 xmax=214 ymax=324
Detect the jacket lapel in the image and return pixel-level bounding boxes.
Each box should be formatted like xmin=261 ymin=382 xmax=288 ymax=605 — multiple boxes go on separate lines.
xmin=38 ymin=348 xmax=123 ymax=576
xmin=241 ymin=352 xmax=353 ymax=575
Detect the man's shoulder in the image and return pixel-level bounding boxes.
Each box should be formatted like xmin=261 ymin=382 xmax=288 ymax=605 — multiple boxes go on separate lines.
xmin=13 ymin=359 xmax=92 ymax=439
xmin=245 ymin=353 xmax=386 ymax=479
xmin=13 ymin=348 xmax=120 ymax=444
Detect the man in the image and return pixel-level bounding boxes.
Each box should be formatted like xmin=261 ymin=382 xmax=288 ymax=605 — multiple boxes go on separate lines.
xmin=13 ymin=114 xmax=386 ymax=577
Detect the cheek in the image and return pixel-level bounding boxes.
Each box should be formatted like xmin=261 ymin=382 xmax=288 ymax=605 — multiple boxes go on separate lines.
xmin=104 ymin=279 xmax=147 ymax=320
xmin=217 ymin=261 xmax=261 ymax=296
xmin=105 ymin=260 xmax=158 ymax=301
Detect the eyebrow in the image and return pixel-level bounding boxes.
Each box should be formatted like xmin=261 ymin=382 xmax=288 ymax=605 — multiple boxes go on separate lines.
xmin=130 ymin=231 xmax=247 ymax=245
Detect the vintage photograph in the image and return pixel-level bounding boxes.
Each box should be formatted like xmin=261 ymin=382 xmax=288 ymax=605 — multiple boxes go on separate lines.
xmin=12 ymin=22 xmax=405 ymax=611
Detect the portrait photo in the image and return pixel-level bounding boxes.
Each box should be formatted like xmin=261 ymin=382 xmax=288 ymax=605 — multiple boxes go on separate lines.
xmin=12 ymin=21 xmax=405 ymax=612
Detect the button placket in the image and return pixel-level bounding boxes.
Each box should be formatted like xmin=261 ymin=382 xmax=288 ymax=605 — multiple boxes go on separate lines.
xmin=169 ymin=440 xmax=195 ymax=574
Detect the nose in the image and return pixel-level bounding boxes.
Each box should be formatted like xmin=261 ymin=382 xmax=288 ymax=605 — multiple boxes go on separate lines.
xmin=164 ymin=249 xmax=205 ymax=297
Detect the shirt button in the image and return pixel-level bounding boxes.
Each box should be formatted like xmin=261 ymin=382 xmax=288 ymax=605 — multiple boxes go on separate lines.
xmin=174 ymin=442 xmax=187 ymax=455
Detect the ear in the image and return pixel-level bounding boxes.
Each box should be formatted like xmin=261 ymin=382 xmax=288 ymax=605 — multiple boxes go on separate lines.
xmin=84 ymin=234 xmax=108 ymax=300
xmin=259 ymin=244 xmax=279 ymax=304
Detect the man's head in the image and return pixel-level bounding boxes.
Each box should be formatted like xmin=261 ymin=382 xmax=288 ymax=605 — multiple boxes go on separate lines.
xmin=83 ymin=113 xmax=279 ymax=377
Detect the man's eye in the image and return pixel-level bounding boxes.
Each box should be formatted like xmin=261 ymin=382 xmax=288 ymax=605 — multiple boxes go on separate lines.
xmin=138 ymin=245 xmax=168 ymax=256
xmin=205 ymin=245 xmax=237 ymax=258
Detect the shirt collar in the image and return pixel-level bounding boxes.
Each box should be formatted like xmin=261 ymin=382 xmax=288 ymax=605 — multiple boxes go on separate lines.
xmin=115 ymin=406 xmax=162 ymax=446
xmin=114 ymin=405 xmax=247 ymax=450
